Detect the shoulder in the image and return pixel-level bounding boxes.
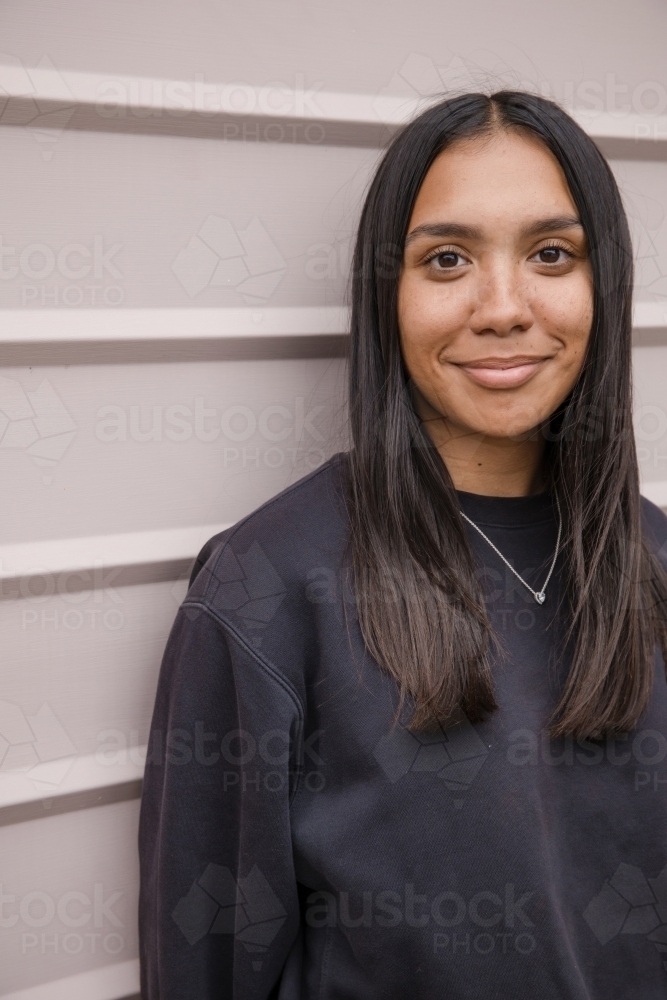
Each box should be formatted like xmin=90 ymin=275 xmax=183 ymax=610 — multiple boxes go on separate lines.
xmin=186 ymin=451 xmax=351 ymax=608
xmin=641 ymin=494 xmax=667 ymax=563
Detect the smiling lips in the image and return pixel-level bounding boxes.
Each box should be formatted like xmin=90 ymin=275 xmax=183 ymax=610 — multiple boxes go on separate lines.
xmin=456 ymin=356 xmax=548 ymax=389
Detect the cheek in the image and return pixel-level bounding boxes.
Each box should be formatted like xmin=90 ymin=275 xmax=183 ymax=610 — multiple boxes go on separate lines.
xmin=534 ymin=276 xmax=593 ymax=347
xmin=398 ymin=276 xmax=468 ymax=360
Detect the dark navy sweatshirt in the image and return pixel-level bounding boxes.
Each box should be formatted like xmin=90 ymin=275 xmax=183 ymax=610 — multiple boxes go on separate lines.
xmin=138 ymin=451 xmax=667 ymax=998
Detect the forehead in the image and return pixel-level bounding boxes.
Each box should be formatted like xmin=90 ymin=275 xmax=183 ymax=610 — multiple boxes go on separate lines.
xmin=409 ymin=130 xmax=577 ymax=225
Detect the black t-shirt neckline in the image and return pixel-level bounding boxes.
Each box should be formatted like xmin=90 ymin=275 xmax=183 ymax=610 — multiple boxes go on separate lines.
xmin=456 ymin=487 xmax=556 ymax=528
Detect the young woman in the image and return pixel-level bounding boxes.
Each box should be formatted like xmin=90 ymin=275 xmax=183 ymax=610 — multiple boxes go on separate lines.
xmin=139 ymin=91 xmax=667 ymax=998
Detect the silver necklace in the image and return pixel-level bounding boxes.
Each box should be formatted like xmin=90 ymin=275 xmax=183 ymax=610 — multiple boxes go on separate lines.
xmin=459 ymin=496 xmax=562 ymax=605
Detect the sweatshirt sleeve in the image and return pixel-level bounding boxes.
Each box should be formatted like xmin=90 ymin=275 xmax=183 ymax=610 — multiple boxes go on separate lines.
xmin=138 ymin=597 xmax=304 ymax=999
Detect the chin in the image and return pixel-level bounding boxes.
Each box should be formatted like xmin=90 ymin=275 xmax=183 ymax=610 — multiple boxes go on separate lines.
xmin=472 ymin=419 xmax=544 ymax=441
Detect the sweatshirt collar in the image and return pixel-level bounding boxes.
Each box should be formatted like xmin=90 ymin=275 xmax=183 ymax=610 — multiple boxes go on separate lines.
xmin=456 ymin=488 xmax=556 ymax=528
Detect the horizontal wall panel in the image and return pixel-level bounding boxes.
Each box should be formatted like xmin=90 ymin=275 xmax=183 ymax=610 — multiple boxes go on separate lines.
xmin=0 ymin=306 xmax=349 ymax=366
xmin=0 ymin=728 xmax=146 ymax=824
xmin=1 ymin=61 xmax=666 ymax=157
xmin=1 ymin=578 xmax=201 ymax=771
xmin=0 ymin=523 xmax=228 ymax=589
xmin=0 ymin=800 xmax=139 ymax=997
xmin=0 ymin=334 xmax=349 ymax=369
xmin=0 ymin=67 xmax=406 ymax=148
xmin=1 ymin=961 xmax=139 ymax=1000
xmin=0 ymin=764 xmax=143 ymax=827
xmin=0 ymin=302 xmax=664 ymax=348
xmin=0 ymin=357 xmax=347 ymax=543
xmin=0 ymin=305 xmax=349 ymax=343
xmin=0 ymin=124 xmax=378 ymax=311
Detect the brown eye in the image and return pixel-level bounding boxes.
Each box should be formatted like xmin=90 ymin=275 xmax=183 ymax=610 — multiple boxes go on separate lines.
xmin=537 ymin=246 xmax=565 ymax=264
xmin=433 ymin=251 xmax=462 ymax=268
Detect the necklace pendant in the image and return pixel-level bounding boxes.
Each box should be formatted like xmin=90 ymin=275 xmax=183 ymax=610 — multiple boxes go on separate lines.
xmin=459 ymin=500 xmax=561 ymax=611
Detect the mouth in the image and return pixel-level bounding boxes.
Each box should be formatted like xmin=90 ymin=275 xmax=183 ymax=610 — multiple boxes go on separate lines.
xmin=454 ymin=355 xmax=550 ymax=389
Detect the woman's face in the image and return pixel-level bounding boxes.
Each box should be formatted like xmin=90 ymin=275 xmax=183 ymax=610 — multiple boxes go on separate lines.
xmin=398 ymin=130 xmax=594 ymax=444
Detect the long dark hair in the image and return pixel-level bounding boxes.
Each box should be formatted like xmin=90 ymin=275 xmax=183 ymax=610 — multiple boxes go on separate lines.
xmin=346 ymin=90 xmax=667 ymax=740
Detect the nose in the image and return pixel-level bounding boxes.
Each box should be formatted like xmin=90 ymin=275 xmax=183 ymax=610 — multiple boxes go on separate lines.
xmin=468 ymin=261 xmax=534 ymax=338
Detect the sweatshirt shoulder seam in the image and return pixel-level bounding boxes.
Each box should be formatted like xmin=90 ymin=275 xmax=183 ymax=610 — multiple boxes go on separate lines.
xmin=180 ymin=599 xmax=305 ymax=720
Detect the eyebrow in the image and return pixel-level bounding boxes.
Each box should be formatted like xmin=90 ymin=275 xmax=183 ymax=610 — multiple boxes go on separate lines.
xmin=404 ymin=215 xmax=583 ymax=246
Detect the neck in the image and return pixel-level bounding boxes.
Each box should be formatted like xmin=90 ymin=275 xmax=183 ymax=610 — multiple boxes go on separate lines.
xmin=421 ymin=416 xmax=547 ymax=497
